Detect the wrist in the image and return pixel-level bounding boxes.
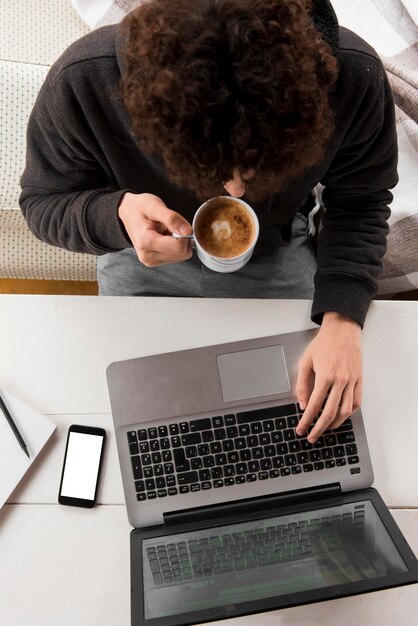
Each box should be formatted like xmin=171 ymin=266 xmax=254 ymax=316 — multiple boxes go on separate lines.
xmin=322 ymin=311 xmax=361 ymax=331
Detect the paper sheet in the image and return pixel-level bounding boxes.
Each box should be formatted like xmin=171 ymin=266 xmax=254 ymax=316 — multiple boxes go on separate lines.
xmin=0 ymin=388 xmax=56 ymax=508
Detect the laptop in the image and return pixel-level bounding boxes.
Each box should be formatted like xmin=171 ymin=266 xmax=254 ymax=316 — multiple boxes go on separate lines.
xmin=106 ymin=328 xmax=418 ymax=625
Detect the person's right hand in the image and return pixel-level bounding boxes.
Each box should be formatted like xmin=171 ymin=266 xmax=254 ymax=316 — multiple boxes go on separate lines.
xmin=118 ymin=192 xmax=193 ymax=266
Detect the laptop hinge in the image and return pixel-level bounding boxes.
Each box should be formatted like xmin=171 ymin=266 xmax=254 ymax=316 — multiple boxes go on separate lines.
xmin=164 ymin=483 xmax=342 ymax=527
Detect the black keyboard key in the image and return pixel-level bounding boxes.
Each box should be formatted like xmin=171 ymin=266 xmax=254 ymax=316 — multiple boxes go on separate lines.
xmin=273 ymin=456 xmax=285 ymax=468
xmin=145 ymin=479 xmax=155 ymax=490
xmin=203 ymin=455 xmax=215 ymax=467
xmin=276 ymin=443 xmax=288 ymax=455
xmin=264 ymin=445 xmax=276 ymax=457
xmin=225 ymin=414 xmax=236 ymax=425
xmin=303 ymin=464 xmax=314 ymax=472
xmin=235 ymin=476 xmax=246 ymax=484
xmin=148 ymin=427 xmax=158 ymax=439
xmin=291 ymin=466 xmax=302 ymax=474
xmin=211 ymin=467 xmax=222 ymax=479
xmin=224 ymin=465 xmax=235 ymax=477
xmin=228 ymin=451 xmax=239 ymax=463
xmin=168 ymin=487 xmax=178 ymax=496
xmin=214 ymin=428 xmax=226 ymax=440
xmin=240 ymin=449 xmax=251 ymax=461
xmin=325 ymin=460 xmax=336 ymax=468
xmin=246 ymin=473 xmax=257 ymax=482
xmin=157 ymin=489 xmax=167 ymax=498
xmin=212 ymin=416 xmax=223 ymax=428
xmin=259 ymin=433 xmax=271 ymax=445
xmin=314 ymin=461 xmax=325 ymax=470
xmin=202 ymin=481 xmax=212 ymax=489
xmin=321 ymin=448 xmax=334 ymax=460
xmin=169 ymin=424 xmax=179 ymax=435
xmin=287 ymin=415 xmax=299 ymax=428
xmin=297 ymin=452 xmax=309 ymax=464
xmin=138 ymin=429 xmax=147 ymax=441
xmin=139 ymin=442 xmax=150 ymax=453
xmin=189 ymin=418 xmax=211 ymax=432
xmin=346 ymin=444 xmax=358 ymax=456
xmin=143 ymin=466 xmax=153 ymax=478
xmin=164 ymin=462 xmax=174 ymax=474
xmin=142 ymin=453 xmax=152 ymax=465
xmin=182 ymin=433 xmax=201 ymax=446
xmin=179 ymin=422 xmax=189 ymax=434
xmin=190 ymin=458 xmax=203 ymax=470
xmin=190 ymin=484 xmax=200 ymax=492
xmin=177 ymin=471 xmax=199 ymax=485
xmin=337 ymin=432 xmax=356 ymax=444
xmin=333 ymin=446 xmax=345 ymax=458
xmin=238 ymin=424 xmax=250 ymax=435
xmin=150 ymin=440 xmax=160 ymax=451
xmin=226 ymin=426 xmax=238 ymax=438
xmin=185 ymin=446 xmax=198 ymax=458
xmin=258 ymin=471 xmax=269 ymax=480
xmin=280 ymin=468 xmax=291 ymax=476
xmin=247 ymin=435 xmax=259 ymax=447
xmin=129 ymin=441 xmax=139 ymax=455
xmin=285 ymin=454 xmax=297 ymax=466
xmin=131 ymin=456 xmax=143 ymax=479
xmin=249 ymin=460 xmax=260 ymax=472
xmin=288 ymin=440 xmax=301 ymax=453
xmin=154 ymin=465 xmax=164 ymax=476
xmin=225 ymin=478 xmax=235 ymax=486
xmin=275 ymin=418 xmax=286 ymax=430
xmin=198 ymin=444 xmax=210 ymax=456
xmin=348 ymin=455 xmax=360 ymax=464
xmin=252 ymin=447 xmax=264 ymax=459
xmin=135 ymin=480 xmax=145 ymax=492
xmin=309 ymin=449 xmax=321 ymax=462
xmin=173 ymin=448 xmax=190 ymax=472
xmin=166 ymin=475 xmax=176 ymax=486
xmin=260 ymin=458 xmax=272 ymax=470
xmin=152 ymin=452 xmax=162 ymax=464
xmin=336 ymin=458 xmax=346 ymax=466
xmin=210 ymin=441 xmax=222 ymax=454
xmin=237 ymin=404 xmax=297 ymax=423
xmin=171 ymin=436 xmax=181 ymax=448
xmin=222 ymin=439 xmax=234 ymax=451
xmin=214 ymin=453 xmax=227 ymax=465
xmin=202 ymin=430 xmax=214 ymax=442
xmin=251 ymin=422 xmax=262 ymax=434
xmin=199 ymin=469 xmax=211 ymax=481
xmin=179 ymin=485 xmax=190 ymax=493
xmin=284 ymin=429 xmax=295 ymax=441
xmin=236 ymin=462 xmax=248 ymax=474
xmin=156 ymin=477 xmax=166 ymax=489
xmin=271 ymin=431 xmax=283 ymax=444
xmin=214 ymin=479 xmax=224 ymax=488
xmin=324 ymin=434 xmax=337 ymax=446
xmin=137 ymin=493 xmax=146 ymax=501
xmin=264 ymin=420 xmax=275 ymax=432
xmin=128 ymin=431 xmax=138 ymax=444
xmin=160 ymin=438 xmax=170 ymax=450
xmin=336 ymin=418 xmax=353 ymax=431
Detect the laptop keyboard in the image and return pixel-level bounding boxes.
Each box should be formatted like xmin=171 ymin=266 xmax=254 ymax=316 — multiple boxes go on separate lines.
xmin=146 ymin=507 xmax=366 ymax=586
xmin=127 ymin=403 xmax=360 ymax=501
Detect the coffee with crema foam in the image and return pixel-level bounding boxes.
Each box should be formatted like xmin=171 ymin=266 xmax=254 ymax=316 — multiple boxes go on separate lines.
xmin=194 ymin=199 xmax=255 ymax=258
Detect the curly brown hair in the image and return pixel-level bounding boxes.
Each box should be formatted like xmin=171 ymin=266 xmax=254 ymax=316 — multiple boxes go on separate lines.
xmin=121 ymin=0 xmax=338 ymax=200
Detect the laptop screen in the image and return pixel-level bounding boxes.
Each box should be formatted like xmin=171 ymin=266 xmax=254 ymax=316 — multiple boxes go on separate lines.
xmin=141 ymin=499 xmax=407 ymax=620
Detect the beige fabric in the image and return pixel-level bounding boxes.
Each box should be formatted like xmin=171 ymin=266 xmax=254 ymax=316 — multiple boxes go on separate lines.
xmin=0 ymin=209 xmax=96 ymax=281
xmin=0 ymin=0 xmax=88 ymax=66
xmin=0 ymin=2 xmax=94 ymax=281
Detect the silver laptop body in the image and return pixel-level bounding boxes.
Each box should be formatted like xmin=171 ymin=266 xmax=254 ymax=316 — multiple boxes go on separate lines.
xmin=107 ymin=329 xmax=373 ymax=529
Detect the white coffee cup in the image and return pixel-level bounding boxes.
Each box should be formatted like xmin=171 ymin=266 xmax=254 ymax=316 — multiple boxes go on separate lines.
xmin=174 ymin=196 xmax=259 ymax=273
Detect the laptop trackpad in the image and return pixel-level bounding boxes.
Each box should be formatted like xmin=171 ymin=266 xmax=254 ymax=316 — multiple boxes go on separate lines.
xmin=216 ymin=345 xmax=290 ymax=402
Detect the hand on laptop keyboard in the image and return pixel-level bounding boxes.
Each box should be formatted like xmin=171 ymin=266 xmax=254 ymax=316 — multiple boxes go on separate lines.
xmin=295 ymin=312 xmax=362 ymax=444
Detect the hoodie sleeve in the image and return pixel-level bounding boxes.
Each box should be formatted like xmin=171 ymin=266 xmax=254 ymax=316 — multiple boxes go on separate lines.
xmin=311 ymin=51 xmax=398 ymax=328
xmin=19 ymin=59 xmax=132 ymax=255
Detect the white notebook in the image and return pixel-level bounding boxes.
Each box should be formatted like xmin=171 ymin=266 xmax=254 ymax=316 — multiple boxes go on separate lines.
xmin=0 ymin=388 xmax=57 ymax=508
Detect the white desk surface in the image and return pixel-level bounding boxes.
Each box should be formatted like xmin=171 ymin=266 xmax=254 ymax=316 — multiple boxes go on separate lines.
xmin=0 ymin=295 xmax=417 ymax=626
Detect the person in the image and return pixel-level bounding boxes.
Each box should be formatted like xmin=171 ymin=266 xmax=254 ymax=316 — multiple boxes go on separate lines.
xmin=19 ymin=0 xmax=398 ymax=442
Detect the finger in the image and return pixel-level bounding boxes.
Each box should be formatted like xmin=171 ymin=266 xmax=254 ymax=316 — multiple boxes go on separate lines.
xmin=145 ymin=201 xmax=192 ymax=237
xmin=308 ymin=380 xmax=349 ymax=442
xmin=295 ymin=358 xmax=315 ymax=413
xmin=137 ymin=235 xmax=193 ymax=266
xmin=327 ymin=383 xmax=355 ymax=430
xmin=296 ymin=377 xmax=332 ymax=437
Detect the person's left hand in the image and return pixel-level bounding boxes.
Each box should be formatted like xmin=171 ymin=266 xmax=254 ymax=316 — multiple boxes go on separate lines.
xmin=295 ymin=312 xmax=363 ymax=443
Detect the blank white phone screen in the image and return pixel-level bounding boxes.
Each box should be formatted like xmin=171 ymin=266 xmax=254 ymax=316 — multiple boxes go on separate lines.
xmin=61 ymin=431 xmax=103 ymax=500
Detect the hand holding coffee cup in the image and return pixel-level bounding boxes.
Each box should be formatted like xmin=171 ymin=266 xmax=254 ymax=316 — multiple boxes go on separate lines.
xmin=174 ymin=196 xmax=259 ymax=272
